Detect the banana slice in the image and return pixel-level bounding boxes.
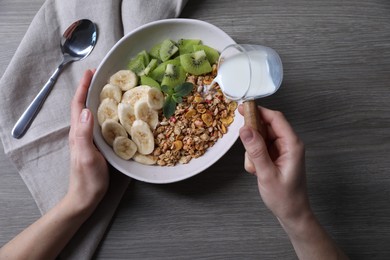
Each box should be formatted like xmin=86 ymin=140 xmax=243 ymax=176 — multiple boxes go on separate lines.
xmin=109 ymin=70 xmax=138 ymax=91
xmin=134 ymin=98 xmax=159 ymax=130
xmin=97 ymin=98 xmax=119 ymax=126
xmin=130 ymin=120 xmax=155 ymax=155
xmin=101 ymin=119 xmax=128 ymax=146
xmin=118 ymin=103 xmax=136 ymax=135
xmin=147 ymin=87 xmax=164 ymax=110
xmin=132 ymin=152 xmax=157 ymax=165
xmin=113 ymin=136 xmax=137 ymax=160
xmin=100 ymin=84 xmax=122 ymax=103
xmin=121 ymin=85 xmax=151 ymax=107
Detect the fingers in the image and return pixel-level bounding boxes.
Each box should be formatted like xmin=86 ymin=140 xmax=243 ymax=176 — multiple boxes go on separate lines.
xmin=69 ymin=69 xmax=95 ymax=147
xmin=239 ymin=104 xmax=303 ymax=178
xmin=239 ymin=126 xmax=274 ymax=175
xmin=74 ymin=108 xmax=95 ymax=148
xmin=244 ymin=152 xmax=256 ymax=175
xmin=71 ymin=69 xmax=94 ymax=129
xmin=238 ymin=104 xmax=299 ymax=147
xmin=257 ymin=107 xmax=298 ymax=144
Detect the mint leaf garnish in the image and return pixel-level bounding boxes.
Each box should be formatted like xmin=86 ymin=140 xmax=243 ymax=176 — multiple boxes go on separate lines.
xmin=172 ymin=94 xmax=182 ymax=104
xmin=163 ymin=95 xmax=176 ymax=118
xmin=161 ymin=85 xmax=174 ymax=95
xmin=174 ymin=82 xmax=193 ymax=96
xmin=161 ymin=82 xmax=194 ymax=118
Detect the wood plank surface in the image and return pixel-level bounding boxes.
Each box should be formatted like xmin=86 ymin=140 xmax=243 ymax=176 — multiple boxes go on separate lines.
xmin=1 ymin=0 xmax=390 ymax=259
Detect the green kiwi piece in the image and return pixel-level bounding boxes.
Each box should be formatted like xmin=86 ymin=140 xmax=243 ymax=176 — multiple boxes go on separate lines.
xmin=178 ymin=39 xmax=201 ymax=54
xmin=193 ymin=44 xmax=220 ymax=65
xmin=149 ymin=59 xmax=181 ymax=82
xmin=128 ymin=55 xmax=146 ymax=75
xmin=140 ymin=75 xmax=160 ymax=89
xmin=128 ymin=50 xmax=151 ymax=75
xmin=180 ymin=50 xmax=212 ymax=75
xmin=159 ymin=39 xmax=179 ymax=62
xmin=161 ymin=63 xmax=186 ymax=88
xmin=149 ymin=42 xmax=162 ymax=60
xmin=149 ymin=62 xmax=166 ymax=82
xmin=141 ymin=59 xmax=158 ymax=76
xmin=138 ymin=50 xmax=150 ymax=65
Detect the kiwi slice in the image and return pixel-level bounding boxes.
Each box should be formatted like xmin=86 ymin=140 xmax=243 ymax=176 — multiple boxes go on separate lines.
xmin=128 ymin=50 xmax=150 ymax=75
xmin=141 ymin=59 xmax=158 ymax=76
xmin=149 ymin=59 xmax=181 ymax=82
xmin=138 ymin=50 xmax=150 ymax=65
xmin=180 ymin=50 xmax=212 ymax=75
xmin=161 ymin=63 xmax=186 ymax=88
xmin=128 ymin=55 xmax=146 ymax=75
xmin=159 ymin=39 xmax=179 ymax=62
xmin=140 ymin=75 xmax=160 ymax=89
xmin=149 ymin=62 xmax=166 ymax=82
xmin=149 ymin=42 xmax=162 ymax=60
xmin=178 ymin=39 xmax=201 ymax=54
xmin=193 ymin=45 xmax=220 ymax=65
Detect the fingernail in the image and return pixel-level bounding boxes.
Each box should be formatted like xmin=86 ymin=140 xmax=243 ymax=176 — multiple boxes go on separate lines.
xmin=80 ymin=109 xmax=89 ymax=123
xmin=240 ymin=127 xmax=253 ymax=143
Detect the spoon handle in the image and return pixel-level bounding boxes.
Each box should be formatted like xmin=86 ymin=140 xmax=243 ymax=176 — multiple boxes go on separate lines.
xmin=11 ymin=63 xmax=65 ymax=139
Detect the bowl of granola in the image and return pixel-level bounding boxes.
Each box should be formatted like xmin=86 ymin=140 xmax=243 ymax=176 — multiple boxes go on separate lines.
xmin=87 ymin=18 xmax=244 ymax=183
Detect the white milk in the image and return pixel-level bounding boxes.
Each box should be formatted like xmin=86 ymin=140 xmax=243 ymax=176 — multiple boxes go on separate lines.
xmin=209 ymin=50 xmax=277 ymax=100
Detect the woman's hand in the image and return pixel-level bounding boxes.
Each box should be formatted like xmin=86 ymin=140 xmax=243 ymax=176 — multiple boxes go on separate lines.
xmin=0 ymin=70 xmax=110 ymax=260
xmin=66 ymin=69 xmax=109 ymax=215
xmin=239 ymin=105 xmax=349 ymax=259
xmin=239 ymin=105 xmax=310 ymax=224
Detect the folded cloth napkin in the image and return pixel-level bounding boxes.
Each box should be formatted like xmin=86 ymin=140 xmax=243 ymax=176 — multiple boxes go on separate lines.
xmin=0 ymin=0 xmax=187 ymax=259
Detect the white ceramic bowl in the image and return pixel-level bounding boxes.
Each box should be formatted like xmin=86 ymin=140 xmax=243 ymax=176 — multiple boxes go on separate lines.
xmin=87 ymin=18 xmax=244 ymax=184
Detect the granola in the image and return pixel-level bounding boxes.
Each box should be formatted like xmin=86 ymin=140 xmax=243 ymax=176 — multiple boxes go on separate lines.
xmin=153 ymin=64 xmax=237 ymax=166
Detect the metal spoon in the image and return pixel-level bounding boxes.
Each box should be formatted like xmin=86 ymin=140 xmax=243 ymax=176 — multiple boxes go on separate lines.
xmin=11 ymin=19 xmax=97 ymax=139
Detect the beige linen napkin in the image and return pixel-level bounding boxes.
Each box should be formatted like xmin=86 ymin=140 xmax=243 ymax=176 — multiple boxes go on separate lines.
xmin=0 ymin=0 xmax=187 ymax=259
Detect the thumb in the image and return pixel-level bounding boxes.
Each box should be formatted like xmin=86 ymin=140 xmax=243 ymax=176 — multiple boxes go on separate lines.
xmin=75 ymin=108 xmax=94 ymax=147
xmin=239 ymin=126 xmax=273 ymax=174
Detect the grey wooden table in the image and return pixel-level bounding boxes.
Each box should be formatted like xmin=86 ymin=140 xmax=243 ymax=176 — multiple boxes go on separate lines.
xmin=1 ymin=0 xmax=390 ymax=259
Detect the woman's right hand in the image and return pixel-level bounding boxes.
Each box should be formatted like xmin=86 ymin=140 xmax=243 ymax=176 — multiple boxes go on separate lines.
xmin=239 ymin=105 xmax=349 ymax=259
xmin=239 ymin=105 xmax=311 ymax=225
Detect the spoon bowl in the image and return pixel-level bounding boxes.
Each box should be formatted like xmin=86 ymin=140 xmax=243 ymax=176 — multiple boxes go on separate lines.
xmin=61 ymin=20 xmax=97 ymax=60
xmin=11 ymin=19 xmax=97 ymax=139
